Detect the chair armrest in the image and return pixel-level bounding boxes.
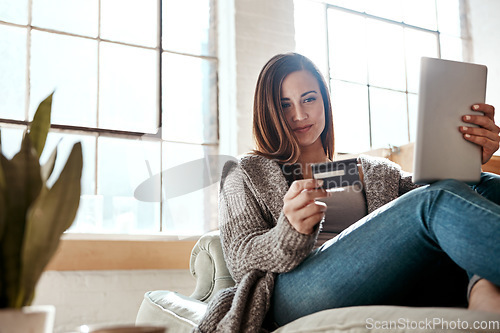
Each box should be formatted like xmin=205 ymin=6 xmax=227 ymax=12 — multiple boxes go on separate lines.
xmin=189 ymin=230 xmax=235 ymax=303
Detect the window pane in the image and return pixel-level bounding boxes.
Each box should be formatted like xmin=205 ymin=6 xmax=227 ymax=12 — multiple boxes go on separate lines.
xmin=162 ymin=0 xmax=216 ymax=56
xmin=436 ymin=0 xmax=461 ymax=36
xmin=365 ymin=0 xmax=402 ymax=22
xmin=162 ymin=142 xmax=218 ymax=235
xmin=0 ymin=24 xmax=27 ymax=121
xmin=0 ymin=127 xmax=25 ymax=159
xmin=101 ymin=0 xmax=157 ymax=48
xmin=326 ymin=0 xmax=365 ymax=12
xmin=402 ymin=0 xmax=437 ymax=30
xmin=331 ymin=80 xmax=370 ymax=153
xmin=440 ymin=34 xmax=463 ymax=61
xmin=408 ymin=93 xmax=418 ymax=142
xmin=404 ymin=28 xmax=438 ymax=93
xmin=32 ymin=0 xmax=98 ymax=37
xmin=370 ymin=87 xmax=408 ymax=148
xmin=366 ymin=19 xmax=406 ymax=91
xmin=99 ymin=42 xmax=158 ymax=133
xmin=97 ymin=137 xmax=161 ymax=233
xmin=30 ymin=31 xmax=98 ymax=127
xmin=295 ymin=0 xmax=328 ymax=77
xmin=162 ymin=53 xmax=217 ymax=144
xmin=328 ymin=9 xmax=367 ymax=84
xmin=0 ymin=0 xmax=28 ymax=25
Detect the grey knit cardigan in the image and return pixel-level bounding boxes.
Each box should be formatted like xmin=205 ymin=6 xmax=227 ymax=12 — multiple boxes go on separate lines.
xmin=194 ymin=154 xmax=419 ymax=333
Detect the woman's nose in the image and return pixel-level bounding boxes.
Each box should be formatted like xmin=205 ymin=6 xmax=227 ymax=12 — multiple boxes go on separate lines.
xmin=292 ymin=105 xmax=308 ymax=121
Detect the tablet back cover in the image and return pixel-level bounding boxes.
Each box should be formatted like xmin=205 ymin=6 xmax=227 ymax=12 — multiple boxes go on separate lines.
xmin=413 ymin=57 xmax=487 ymax=185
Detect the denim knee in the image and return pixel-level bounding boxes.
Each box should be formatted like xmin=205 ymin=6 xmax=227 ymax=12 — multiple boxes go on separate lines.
xmin=472 ymin=172 xmax=500 ymax=204
xmin=477 ymin=172 xmax=500 ymax=186
xmin=427 ymin=178 xmax=470 ymax=193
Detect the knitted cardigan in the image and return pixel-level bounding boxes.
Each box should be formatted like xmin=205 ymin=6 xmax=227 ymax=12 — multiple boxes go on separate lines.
xmin=194 ymin=154 xmax=419 ymax=333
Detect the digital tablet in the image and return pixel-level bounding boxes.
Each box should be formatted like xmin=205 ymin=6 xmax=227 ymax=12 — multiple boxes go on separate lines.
xmin=412 ymin=57 xmax=487 ymax=185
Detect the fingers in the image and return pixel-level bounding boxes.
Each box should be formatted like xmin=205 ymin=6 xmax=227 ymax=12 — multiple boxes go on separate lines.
xmin=284 ymin=201 xmax=327 ymax=234
xmin=462 ymin=113 xmax=499 ymax=133
xmin=460 ymin=104 xmax=500 ymax=163
xmin=459 ymin=125 xmax=500 ymax=142
xmin=283 ymin=179 xmax=330 ymax=234
xmin=283 ymin=189 xmax=329 ymax=225
xmin=300 ymin=211 xmax=328 ymax=234
xmin=462 ymin=134 xmax=499 ymax=154
xmin=470 ymin=103 xmax=495 ymax=121
xmin=290 ymin=201 xmax=327 ymax=227
xmin=286 ymin=187 xmax=329 ymax=210
xmin=284 ymin=178 xmax=325 ymax=200
xmin=462 ymin=132 xmax=500 ymax=163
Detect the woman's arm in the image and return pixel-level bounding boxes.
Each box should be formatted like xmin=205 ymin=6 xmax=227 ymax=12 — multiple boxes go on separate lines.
xmin=219 ymin=160 xmax=318 ymax=282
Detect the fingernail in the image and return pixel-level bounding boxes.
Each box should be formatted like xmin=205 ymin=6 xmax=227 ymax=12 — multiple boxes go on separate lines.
xmin=465 ymin=134 xmax=471 ymax=138
xmin=317 ymin=179 xmax=324 ymax=186
xmin=465 ymin=115 xmax=471 ymax=121
xmin=462 ymin=126 xmax=468 ymax=131
xmin=473 ymin=105 xmax=480 ymax=110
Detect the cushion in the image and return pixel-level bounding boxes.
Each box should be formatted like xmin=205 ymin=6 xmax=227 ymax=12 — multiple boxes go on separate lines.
xmin=274 ymin=305 xmax=500 ymax=333
xmin=138 ymin=290 xmax=500 ymax=332
xmin=136 ymin=291 xmax=207 ymax=333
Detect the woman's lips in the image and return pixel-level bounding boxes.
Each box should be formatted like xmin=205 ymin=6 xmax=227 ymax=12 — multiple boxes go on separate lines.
xmin=293 ymin=125 xmax=313 ymax=134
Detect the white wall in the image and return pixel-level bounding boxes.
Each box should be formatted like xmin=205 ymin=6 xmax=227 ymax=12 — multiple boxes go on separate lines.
xmin=468 ymin=0 xmax=500 ymax=126
xmin=228 ymin=0 xmax=295 ymax=156
xmin=32 ymin=270 xmax=195 ymax=333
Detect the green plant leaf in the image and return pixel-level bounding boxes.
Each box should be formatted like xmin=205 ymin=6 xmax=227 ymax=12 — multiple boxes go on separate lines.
xmin=0 ymin=136 xmax=42 ymax=308
xmin=41 ymin=145 xmax=58 ymax=182
xmin=20 ymin=142 xmax=82 ymax=306
xmin=28 ymin=93 xmax=53 ymax=158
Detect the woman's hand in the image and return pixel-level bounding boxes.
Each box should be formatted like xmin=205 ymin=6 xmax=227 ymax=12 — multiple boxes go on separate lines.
xmin=459 ymin=103 xmax=500 ymax=164
xmin=283 ymin=179 xmax=330 ymax=235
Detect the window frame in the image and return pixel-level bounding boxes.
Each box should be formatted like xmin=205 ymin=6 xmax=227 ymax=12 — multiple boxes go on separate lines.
xmin=0 ymin=0 xmax=219 ymax=236
xmin=295 ymin=0 xmax=470 ymax=153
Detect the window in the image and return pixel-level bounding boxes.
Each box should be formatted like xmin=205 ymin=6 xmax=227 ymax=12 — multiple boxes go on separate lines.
xmin=0 ymin=0 xmax=218 ymax=235
xmin=295 ymin=0 xmax=467 ymax=153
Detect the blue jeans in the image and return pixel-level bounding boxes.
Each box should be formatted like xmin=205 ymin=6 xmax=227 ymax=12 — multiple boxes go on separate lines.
xmin=271 ymin=173 xmax=500 ymax=326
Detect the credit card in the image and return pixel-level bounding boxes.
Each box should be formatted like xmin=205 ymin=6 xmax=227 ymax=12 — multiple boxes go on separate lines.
xmin=311 ymin=158 xmax=360 ymax=189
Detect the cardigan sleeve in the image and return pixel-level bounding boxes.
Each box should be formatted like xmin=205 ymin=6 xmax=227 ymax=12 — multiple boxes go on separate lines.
xmin=398 ymin=169 xmax=421 ymax=195
xmin=359 ymin=154 xmax=420 ymax=212
xmin=218 ymin=159 xmax=318 ymax=283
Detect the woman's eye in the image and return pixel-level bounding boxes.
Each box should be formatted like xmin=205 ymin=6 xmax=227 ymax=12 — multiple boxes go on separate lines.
xmin=281 ymin=103 xmax=291 ymax=109
xmin=304 ymin=97 xmax=316 ymax=103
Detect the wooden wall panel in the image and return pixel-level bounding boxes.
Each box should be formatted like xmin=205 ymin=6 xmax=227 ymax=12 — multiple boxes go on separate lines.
xmin=46 ymin=239 xmax=197 ymax=271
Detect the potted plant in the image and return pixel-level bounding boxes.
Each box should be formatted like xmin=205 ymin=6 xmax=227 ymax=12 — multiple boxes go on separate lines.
xmin=0 ymin=93 xmax=83 ymax=333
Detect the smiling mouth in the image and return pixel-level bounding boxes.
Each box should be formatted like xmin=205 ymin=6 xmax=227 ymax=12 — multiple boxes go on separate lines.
xmin=293 ymin=125 xmax=313 ymax=133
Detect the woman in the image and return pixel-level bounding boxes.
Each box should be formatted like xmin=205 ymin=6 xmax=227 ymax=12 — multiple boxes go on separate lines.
xmin=195 ymin=53 xmax=500 ymax=333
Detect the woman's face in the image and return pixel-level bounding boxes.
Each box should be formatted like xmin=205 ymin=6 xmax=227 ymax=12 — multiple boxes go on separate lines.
xmin=280 ymin=70 xmax=325 ymax=149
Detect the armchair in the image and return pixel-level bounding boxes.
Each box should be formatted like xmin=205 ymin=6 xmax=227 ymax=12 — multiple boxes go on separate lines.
xmin=136 ymin=231 xmax=500 ymax=332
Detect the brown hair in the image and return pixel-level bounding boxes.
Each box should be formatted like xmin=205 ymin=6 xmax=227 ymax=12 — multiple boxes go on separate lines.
xmin=252 ymin=53 xmax=334 ymax=164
